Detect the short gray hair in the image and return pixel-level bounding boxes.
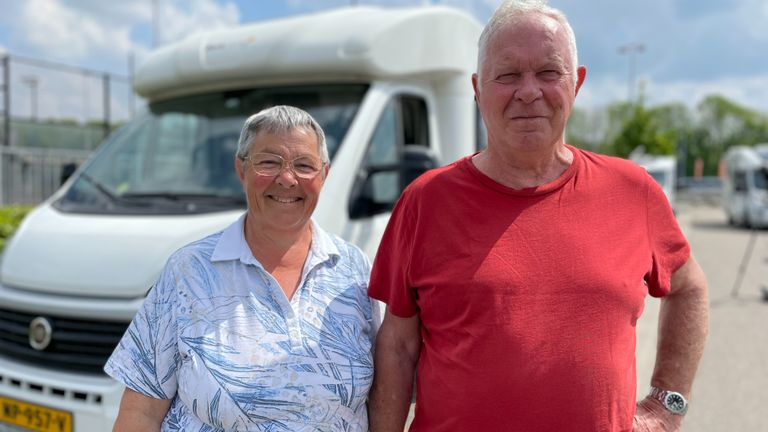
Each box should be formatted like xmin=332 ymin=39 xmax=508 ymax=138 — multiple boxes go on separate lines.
xmin=477 ymin=0 xmax=579 ymax=85
xmin=236 ymin=105 xmax=328 ymax=163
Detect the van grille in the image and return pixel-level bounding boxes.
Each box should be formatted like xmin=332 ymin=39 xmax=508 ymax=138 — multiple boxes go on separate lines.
xmin=0 ymin=308 xmax=129 ymax=375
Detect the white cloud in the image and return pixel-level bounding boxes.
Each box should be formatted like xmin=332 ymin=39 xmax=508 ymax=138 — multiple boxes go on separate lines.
xmin=740 ymin=0 xmax=768 ymax=41
xmin=577 ymin=74 xmax=768 ymax=115
xmin=10 ymin=0 xmax=240 ymax=67
xmin=158 ymin=0 xmax=241 ymax=45
xmin=285 ymin=0 xmax=346 ymax=11
xmin=441 ymin=0 xmax=501 ymax=22
xmin=3 ymin=0 xmax=240 ymax=121
xmin=575 ymin=76 xmax=627 ymax=109
xmin=644 ymin=75 xmax=768 ymax=115
xmin=286 ymin=0 xmax=458 ymax=12
xmin=19 ymin=0 xmax=132 ymax=60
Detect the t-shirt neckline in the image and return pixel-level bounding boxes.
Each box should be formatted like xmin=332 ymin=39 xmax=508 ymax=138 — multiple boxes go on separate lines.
xmin=462 ymin=144 xmax=581 ymax=196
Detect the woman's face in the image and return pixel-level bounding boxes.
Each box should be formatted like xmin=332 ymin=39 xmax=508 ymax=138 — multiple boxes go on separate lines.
xmin=236 ymin=128 xmax=328 ymax=235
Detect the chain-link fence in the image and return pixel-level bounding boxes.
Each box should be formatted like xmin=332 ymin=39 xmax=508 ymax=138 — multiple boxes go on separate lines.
xmin=0 ymin=54 xmax=141 ymax=204
xmin=0 ymin=146 xmax=91 ymax=205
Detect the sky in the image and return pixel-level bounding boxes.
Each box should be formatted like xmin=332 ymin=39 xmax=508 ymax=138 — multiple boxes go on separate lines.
xmin=1 ymin=0 xmax=767 ymax=123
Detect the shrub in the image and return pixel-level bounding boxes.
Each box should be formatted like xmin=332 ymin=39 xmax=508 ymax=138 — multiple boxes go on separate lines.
xmin=0 ymin=206 xmax=33 ymax=251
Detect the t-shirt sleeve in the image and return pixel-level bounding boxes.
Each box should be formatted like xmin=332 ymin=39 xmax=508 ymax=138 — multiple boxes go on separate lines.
xmin=643 ymin=174 xmax=690 ymax=297
xmin=104 ymin=260 xmax=179 ymax=399
xmin=368 ymin=189 xmax=419 ymax=317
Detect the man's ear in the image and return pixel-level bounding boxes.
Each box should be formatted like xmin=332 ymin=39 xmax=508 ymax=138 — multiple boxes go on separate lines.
xmin=575 ymin=66 xmax=587 ymax=96
xmin=235 ymin=157 xmax=246 ymax=183
xmin=471 ymin=73 xmax=481 ymax=102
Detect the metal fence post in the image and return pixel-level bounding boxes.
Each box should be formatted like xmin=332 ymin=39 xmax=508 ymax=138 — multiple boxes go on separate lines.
xmin=0 ymin=150 xmax=5 ymax=205
xmin=2 ymin=55 xmax=10 ymax=148
xmin=103 ymin=73 xmax=111 ymax=139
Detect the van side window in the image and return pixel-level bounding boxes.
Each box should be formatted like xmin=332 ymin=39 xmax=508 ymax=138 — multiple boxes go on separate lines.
xmin=366 ymin=100 xmax=400 ymax=205
xmin=349 ymin=95 xmax=430 ymax=219
xmin=754 ymin=169 xmax=768 ymax=190
xmin=734 ymin=171 xmax=748 ymax=192
xmin=366 ymin=100 xmax=399 ymax=167
xmin=401 ymin=97 xmax=429 ymax=147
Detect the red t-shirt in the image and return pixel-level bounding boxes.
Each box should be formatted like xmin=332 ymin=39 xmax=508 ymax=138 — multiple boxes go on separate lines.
xmin=368 ymin=147 xmax=690 ymax=431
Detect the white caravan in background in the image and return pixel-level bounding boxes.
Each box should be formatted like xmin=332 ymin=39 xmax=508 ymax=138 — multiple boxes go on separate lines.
xmin=630 ymin=150 xmax=677 ymax=209
xmin=0 ymin=6 xmax=483 ymax=431
xmin=722 ymin=144 xmax=768 ymax=228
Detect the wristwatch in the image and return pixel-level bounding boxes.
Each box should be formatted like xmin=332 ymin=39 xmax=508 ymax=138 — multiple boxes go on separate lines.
xmin=649 ymin=386 xmax=688 ymax=415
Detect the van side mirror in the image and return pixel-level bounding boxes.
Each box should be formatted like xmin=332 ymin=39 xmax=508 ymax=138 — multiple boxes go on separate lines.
xmin=348 ymin=145 xmax=439 ymax=220
xmin=61 ymin=163 xmax=78 ymax=185
xmin=399 ymin=145 xmax=439 ymax=191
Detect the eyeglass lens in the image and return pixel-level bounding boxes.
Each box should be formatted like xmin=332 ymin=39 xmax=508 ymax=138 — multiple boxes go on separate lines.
xmin=247 ymin=153 xmax=323 ymax=179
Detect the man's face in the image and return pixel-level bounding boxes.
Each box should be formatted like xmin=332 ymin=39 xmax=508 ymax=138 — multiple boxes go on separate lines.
xmin=473 ymin=13 xmax=586 ymax=154
xmin=235 ymin=128 xmax=327 ymax=234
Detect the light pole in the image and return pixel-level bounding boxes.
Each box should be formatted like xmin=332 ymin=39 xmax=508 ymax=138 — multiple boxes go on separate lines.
xmin=21 ymin=74 xmax=38 ymax=121
xmin=618 ymin=42 xmax=645 ymax=103
xmin=153 ymin=0 xmax=160 ymax=48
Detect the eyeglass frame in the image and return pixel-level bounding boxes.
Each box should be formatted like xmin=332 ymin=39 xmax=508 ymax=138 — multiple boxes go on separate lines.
xmin=239 ymin=152 xmax=327 ymax=180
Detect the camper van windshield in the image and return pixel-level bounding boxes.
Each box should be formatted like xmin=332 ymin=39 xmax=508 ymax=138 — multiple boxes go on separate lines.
xmin=54 ymin=84 xmax=368 ymax=214
xmin=756 ymin=168 xmax=768 ymax=190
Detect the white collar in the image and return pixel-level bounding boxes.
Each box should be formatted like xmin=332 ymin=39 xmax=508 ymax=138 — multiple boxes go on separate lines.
xmin=210 ymin=213 xmax=340 ymax=268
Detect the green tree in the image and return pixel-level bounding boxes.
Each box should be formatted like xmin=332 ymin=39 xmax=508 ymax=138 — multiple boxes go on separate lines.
xmin=609 ymin=103 xmax=675 ymax=158
xmin=690 ymin=95 xmax=768 ymax=175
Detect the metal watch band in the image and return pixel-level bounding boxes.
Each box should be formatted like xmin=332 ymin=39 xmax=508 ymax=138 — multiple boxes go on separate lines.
xmin=649 ymin=386 xmax=689 ymax=415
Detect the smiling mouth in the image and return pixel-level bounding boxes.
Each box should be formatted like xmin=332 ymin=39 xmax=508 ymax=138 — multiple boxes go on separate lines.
xmin=268 ymin=195 xmax=302 ymax=204
xmin=512 ymin=115 xmax=544 ymax=120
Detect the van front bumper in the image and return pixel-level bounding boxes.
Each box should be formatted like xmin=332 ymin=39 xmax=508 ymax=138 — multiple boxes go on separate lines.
xmin=0 ymin=356 xmax=123 ymax=432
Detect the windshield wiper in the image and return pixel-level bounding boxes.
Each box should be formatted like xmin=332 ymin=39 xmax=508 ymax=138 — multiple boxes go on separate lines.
xmin=78 ymin=173 xmax=152 ymax=207
xmin=121 ymin=192 xmax=246 ymax=205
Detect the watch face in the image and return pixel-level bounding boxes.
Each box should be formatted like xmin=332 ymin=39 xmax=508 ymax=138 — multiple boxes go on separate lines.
xmin=664 ymin=392 xmax=687 ymax=413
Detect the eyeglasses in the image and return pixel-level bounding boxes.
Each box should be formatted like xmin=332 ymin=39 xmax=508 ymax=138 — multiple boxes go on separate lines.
xmin=241 ymin=152 xmax=326 ymax=179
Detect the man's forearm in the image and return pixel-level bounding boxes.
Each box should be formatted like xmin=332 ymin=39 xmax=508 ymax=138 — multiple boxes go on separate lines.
xmin=368 ymin=348 xmax=417 ymax=431
xmin=650 ymin=257 xmax=709 ymax=395
xmin=368 ymin=311 xmax=421 ymax=432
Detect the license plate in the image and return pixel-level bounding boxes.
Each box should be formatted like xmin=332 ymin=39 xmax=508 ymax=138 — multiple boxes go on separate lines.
xmin=0 ymin=395 xmax=72 ymax=432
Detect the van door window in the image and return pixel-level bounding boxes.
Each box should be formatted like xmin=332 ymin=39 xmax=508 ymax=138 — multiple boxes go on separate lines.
xmin=734 ymin=171 xmax=748 ymax=192
xmin=350 ymin=94 xmax=430 ymax=219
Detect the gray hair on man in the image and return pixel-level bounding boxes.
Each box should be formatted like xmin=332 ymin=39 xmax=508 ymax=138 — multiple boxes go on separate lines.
xmin=477 ymin=0 xmax=579 ymax=85
xmin=236 ymin=105 xmax=329 ymax=163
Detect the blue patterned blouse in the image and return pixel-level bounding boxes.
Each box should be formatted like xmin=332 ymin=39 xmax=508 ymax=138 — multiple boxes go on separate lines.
xmin=105 ymin=215 xmax=378 ymax=431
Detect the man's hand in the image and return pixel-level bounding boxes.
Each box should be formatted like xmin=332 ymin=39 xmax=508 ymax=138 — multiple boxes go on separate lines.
xmin=632 ymin=396 xmax=682 ymax=432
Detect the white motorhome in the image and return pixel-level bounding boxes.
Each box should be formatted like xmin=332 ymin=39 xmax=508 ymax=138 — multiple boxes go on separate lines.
xmin=0 ymin=6 xmax=483 ymax=431
xmin=630 ymin=151 xmax=677 ymax=208
xmin=722 ymin=144 xmax=768 ymax=228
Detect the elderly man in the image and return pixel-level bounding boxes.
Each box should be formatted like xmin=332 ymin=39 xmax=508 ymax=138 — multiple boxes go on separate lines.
xmin=368 ymin=1 xmax=708 ymax=431
xmin=106 ymin=106 xmax=378 ymax=431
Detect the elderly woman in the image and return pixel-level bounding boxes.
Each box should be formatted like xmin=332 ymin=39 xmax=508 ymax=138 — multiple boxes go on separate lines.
xmin=105 ymin=106 xmax=379 ymax=431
